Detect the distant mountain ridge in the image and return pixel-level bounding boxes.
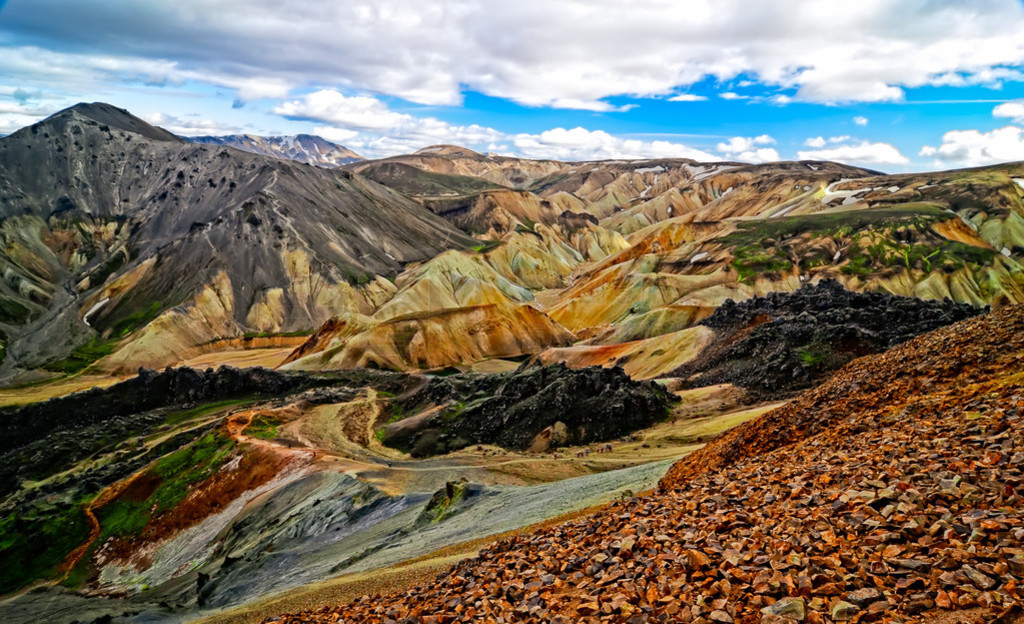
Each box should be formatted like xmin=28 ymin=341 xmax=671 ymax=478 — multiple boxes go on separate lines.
xmin=189 ymin=133 xmax=362 ymax=167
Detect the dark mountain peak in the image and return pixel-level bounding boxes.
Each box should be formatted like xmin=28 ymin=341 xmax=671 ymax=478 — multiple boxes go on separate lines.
xmin=48 ymin=102 xmax=181 ymax=142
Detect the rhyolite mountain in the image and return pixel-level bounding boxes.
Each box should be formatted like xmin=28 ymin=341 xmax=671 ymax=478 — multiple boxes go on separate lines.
xmin=189 ymin=133 xmax=362 ymax=167
xmin=0 ymin=103 xmax=473 ymax=381
xmin=289 ymin=145 xmax=1024 ymax=378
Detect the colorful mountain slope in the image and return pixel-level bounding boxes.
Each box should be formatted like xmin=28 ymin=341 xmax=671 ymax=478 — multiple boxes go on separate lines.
xmin=283 ymin=148 xmax=1024 ymax=379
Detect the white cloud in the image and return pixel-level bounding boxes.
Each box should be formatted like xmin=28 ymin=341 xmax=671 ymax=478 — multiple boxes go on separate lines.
xmin=0 ymin=89 xmax=69 ymax=133
xmin=993 ymin=100 xmax=1024 ymax=124
xmin=798 ymin=141 xmax=909 ymax=166
xmin=272 ymin=89 xmax=503 ymax=157
xmin=143 ymin=112 xmax=244 ymax=136
xmin=272 ymin=91 xmax=717 ymax=160
xmin=719 ymin=92 xmax=749 ymax=100
xmin=668 ymin=94 xmax=708 ymax=102
xmin=920 ymin=125 xmax=1024 ymax=166
xmin=854 ymin=116 xmax=869 ymax=126
xmin=8 ymin=0 xmax=1024 ymax=107
xmin=313 ymin=126 xmax=360 ymax=144
xmin=717 ymin=135 xmax=780 ymax=163
xmin=805 ymin=135 xmax=855 ymax=148
xmin=273 ymin=91 xmax=408 ymax=131
xmin=511 ymin=127 xmax=718 ymax=162
xmin=717 ymin=135 xmax=775 ymax=151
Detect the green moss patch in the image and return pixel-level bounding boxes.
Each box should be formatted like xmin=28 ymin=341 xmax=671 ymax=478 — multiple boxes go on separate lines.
xmin=416 ymin=480 xmax=469 ymax=525
xmin=471 ymin=239 xmax=503 ymax=254
xmin=245 ymin=414 xmax=282 ymax=440
xmin=720 ymin=205 xmax=950 ymax=250
xmin=719 ymin=205 xmax=996 ymax=280
xmin=0 ymin=297 xmax=32 ymax=324
xmin=0 ymin=499 xmax=91 ymax=594
xmin=361 ymin=162 xmax=501 ymax=196
xmin=95 ymin=432 xmax=235 ymax=542
xmin=164 ymin=399 xmax=250 ymax=427
xmin=110 ymin=300 xmax=163 ymax=338
xmin=39 ymin=337 xmax=117 ymax=374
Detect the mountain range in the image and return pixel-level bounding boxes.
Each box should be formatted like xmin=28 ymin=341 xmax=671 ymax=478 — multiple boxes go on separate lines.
xmin=3 ymin=103 xmax=1021 ymax=384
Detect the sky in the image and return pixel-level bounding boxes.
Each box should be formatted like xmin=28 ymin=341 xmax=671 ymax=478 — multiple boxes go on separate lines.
xmin=2 ymin=0 xmax=1024 ymax=172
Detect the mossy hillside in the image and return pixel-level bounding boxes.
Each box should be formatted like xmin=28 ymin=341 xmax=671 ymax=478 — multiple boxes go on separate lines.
xmin=245 ymin=414 xmax=283 ymax=440
xmin=0 ymin=417 xmax=230 ymax=593
xmin=718 ymin=205 xmax=997 ymax=281
xmin=163 ymin=398 xmax=251 ymax=427
xmin=922 ymin=168 xmax=1024 ymax=216
xmin=39 ymin=336 xmax=118 ymax=374
xmin=527 ymin=173 xmax=571 ymax=194
xmin=0 ymin=368 xmax=332 ymax=593
xmin=0 ymin=296 xmax=32 ymax=325
xmin=360 ymin=162 xmax=502 ymax=197
xmin=95 ymin=431 xmax=236 ymax=543
xmin=0 ymin=420 xmax=234 ymax=594
xmin=839 ymin=233 xmax=996 ymax=277
xmin=0 ymin=496 xmax=91 ymax=594
xmin=95 ymin=295 xmax=170 ymax=341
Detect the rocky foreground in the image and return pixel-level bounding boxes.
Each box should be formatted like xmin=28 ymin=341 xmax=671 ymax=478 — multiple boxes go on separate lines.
xmin=273 ymin=304 xmax=1024 ymax=623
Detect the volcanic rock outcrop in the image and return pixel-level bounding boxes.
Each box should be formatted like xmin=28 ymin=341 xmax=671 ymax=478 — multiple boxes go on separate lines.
xmin=381 ymin=363 xmax=676 ymax=457
xmin=672 ymin=278 xmax=985 ymax=398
